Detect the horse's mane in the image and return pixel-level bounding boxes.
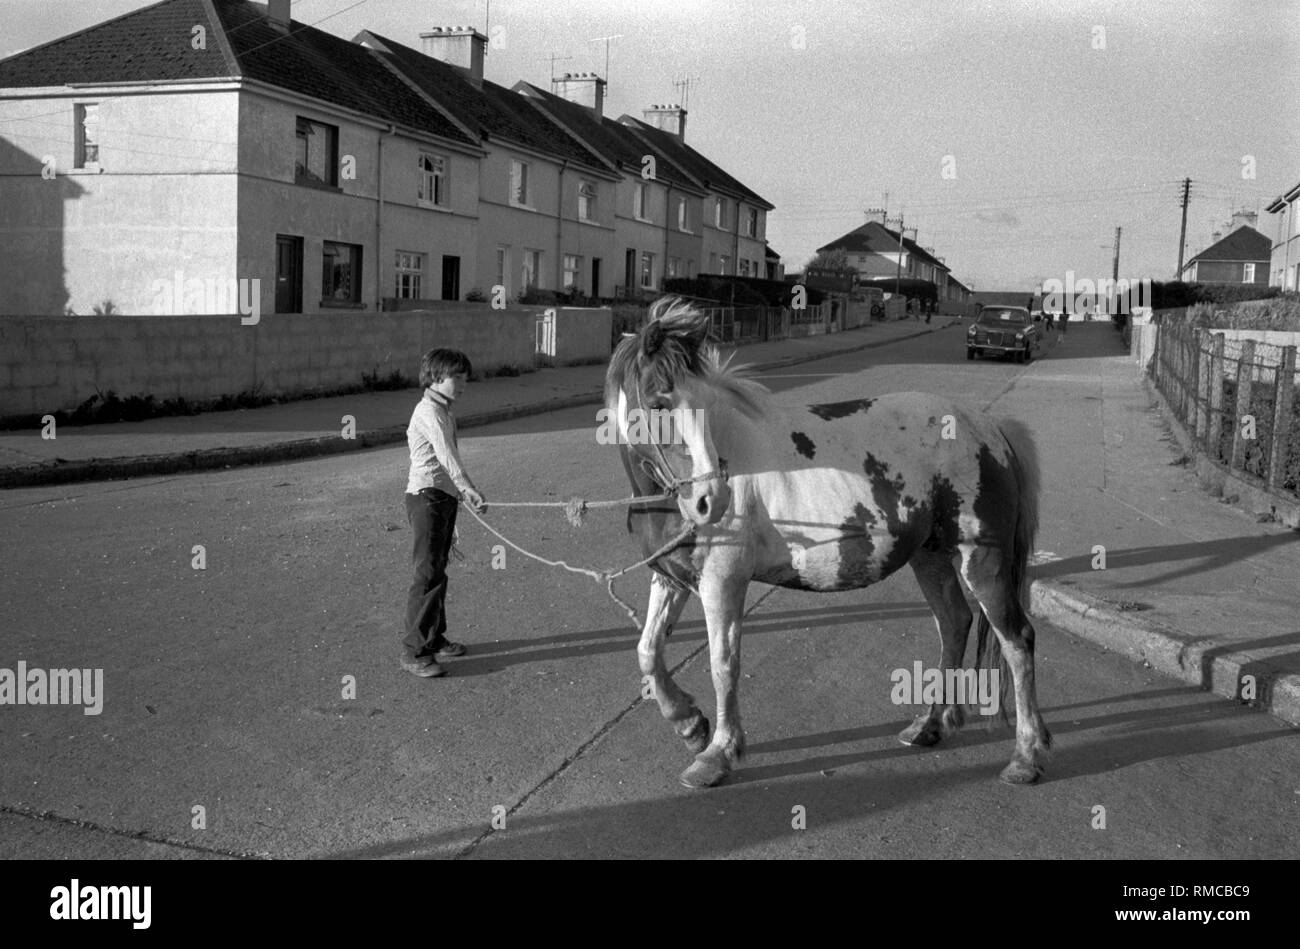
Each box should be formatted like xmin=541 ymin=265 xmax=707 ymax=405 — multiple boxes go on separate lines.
xmin=605 ymin=297 xmax=771 ymax=420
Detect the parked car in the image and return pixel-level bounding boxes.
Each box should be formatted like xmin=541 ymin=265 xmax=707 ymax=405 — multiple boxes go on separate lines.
xmin=967 ymin=306 xmax=1039 ymax=362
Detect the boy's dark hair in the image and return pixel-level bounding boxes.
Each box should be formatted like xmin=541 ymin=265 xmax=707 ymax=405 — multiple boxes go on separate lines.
xmin=419 ymin=348 xmax=473 ymax=388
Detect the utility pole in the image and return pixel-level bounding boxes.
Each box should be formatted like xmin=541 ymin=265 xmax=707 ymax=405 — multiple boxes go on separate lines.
xmin=1176 ymin=177 xmax=1192 ymax=278
xmin=888 ymin=214 xmax=916 ymax=297
xmin=1113 ymin=225 xmax=1122 ymax=282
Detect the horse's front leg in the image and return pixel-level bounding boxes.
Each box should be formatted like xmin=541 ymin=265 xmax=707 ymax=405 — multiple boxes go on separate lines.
xmin=638 ymin=572 xmax=710 ymax=754
xmin=679 ymin=570 xmax=748 ymax=789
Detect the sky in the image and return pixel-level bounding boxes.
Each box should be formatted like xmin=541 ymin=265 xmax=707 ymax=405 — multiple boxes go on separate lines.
xmin=3 ymin=0 xmax=1298 ymax=291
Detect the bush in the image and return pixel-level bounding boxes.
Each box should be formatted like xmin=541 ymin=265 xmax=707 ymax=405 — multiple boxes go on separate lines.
xmin=1179 ymin=295 xmax=1300 ymax=331
xmin=465 ymin=287 xmax=488 ymax=302
xmin=1148 ymin=281 xmax=1282 ymax=310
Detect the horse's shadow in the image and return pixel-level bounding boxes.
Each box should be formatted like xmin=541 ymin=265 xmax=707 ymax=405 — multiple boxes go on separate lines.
xmin=325 ymin=685 xmax=1293 ymax=860
xmin=446 ymin=601 xmax=933 ymax=677
xmin=1035 ymin=531 xmax=1300 ymax=589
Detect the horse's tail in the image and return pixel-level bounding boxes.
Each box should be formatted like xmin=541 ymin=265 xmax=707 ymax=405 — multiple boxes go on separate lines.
xmin=974 ymin=417 xmax=1040 ymax=727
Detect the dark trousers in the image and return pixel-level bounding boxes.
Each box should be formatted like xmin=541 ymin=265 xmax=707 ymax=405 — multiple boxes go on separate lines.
xmin=403 ymin=489 xmax=458 ymax=659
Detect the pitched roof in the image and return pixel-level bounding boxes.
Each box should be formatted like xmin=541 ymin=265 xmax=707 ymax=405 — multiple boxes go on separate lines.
xmin=818 ymin=221 xmax=948 ymax=270
xmin=0 ymin=0 xmax=475 ymax=146
xmin=1185 ymin=225 xmax=1272 ymax=265
xmin=513 ymin=82 xmax=702 ymax=193
xmin=357 ymin=31 xmax=612 ymax=174
xmin=618 ymin=116 xmax=773 ymax=209
xmin=1266 ymin=180 xmax=1300 ymax=212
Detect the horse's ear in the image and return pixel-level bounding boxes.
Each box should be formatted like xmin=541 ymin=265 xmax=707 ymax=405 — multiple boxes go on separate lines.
xmin=642 ymin=320 xmax=666 ymax=356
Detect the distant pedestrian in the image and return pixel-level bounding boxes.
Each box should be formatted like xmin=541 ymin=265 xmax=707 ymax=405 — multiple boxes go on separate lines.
xmin=925 ymin=299 xmax=933 ymax=324
xmin=401 ymin=348 xmax=487 ymax=679
xmin=1058 ymin=311 xmax=1068 ymax=335
xmin=907 ymin=298 xmax=916 ymax=320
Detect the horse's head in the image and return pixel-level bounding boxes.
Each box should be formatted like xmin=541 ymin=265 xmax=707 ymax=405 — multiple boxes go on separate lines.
xmin=605 ymin=298 xmax=732 ymax=526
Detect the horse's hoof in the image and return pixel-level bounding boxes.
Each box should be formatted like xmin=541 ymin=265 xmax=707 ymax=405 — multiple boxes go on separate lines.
xmin=679 ymin=755 xmax=730 ymax=789
xmin=999 ymin=758 xmax=1043 ymax=785
xmin=898 ymin=718 xmax=942 ymax=747
xmin=680 ymin=715 xmax=710 ymax=755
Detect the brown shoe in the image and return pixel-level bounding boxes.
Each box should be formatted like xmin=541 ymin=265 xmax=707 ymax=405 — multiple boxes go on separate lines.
xmin=400 ymin=655 xmax=446 ymax=678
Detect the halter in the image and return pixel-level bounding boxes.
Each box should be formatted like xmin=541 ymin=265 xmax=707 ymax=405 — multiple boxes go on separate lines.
xmin=631 ymin=382 xmax=729 ymax=494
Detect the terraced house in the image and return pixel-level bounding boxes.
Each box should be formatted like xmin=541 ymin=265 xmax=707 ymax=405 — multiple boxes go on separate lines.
xmin=0 ymin=0 xmax=777 ymax=316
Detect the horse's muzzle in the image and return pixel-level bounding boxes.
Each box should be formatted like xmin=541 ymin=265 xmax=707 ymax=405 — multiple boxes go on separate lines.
xmin=680 ymin=478 xmax=731 ymax=526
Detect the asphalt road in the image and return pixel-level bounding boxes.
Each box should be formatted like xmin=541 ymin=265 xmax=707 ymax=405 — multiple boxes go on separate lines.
xmin=2 ymin=321 xmax=1297 ymax=859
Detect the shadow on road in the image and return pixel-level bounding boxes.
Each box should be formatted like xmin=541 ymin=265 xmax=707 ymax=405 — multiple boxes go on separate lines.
xmin=448 ymin=601 xmax=934 ymax=677
xmin=323 ymin=682 xmax=1292 ymax=859
xmin=1034 ymin=531 xmax=1300 ymax=589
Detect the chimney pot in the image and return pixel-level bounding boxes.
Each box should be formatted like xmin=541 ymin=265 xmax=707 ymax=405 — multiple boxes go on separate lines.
xmin=641 ymin=102 xmax=687 ymax=141
xmin=554 ymin=70 xmax=606 ymax=118
xmin=419 ymin=25 xmax=486 ymax=85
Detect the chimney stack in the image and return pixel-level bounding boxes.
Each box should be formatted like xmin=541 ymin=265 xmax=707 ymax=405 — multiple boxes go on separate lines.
xmin=555 ymin=72 xmax=606 ymax=118
xmin=1228 ymin=208 xmax=1258 ymax=233
xmin=269 ymin=0 xmax=291 ymax=30
xmin=642 ymin=103 xmax=687 ymax=140
xmin=419 ymin=26 xmax=486 ymax=86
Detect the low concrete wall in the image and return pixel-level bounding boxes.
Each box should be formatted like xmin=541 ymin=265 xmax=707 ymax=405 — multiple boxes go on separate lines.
xmin=535 ymin=307 xmax=612 ymax=365
xmin=0 ymin=307 xmax=538 ymax=418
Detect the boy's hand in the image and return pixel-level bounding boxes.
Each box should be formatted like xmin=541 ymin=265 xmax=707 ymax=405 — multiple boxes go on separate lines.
xmin=462 ymin=488 xmax=487 ymax=514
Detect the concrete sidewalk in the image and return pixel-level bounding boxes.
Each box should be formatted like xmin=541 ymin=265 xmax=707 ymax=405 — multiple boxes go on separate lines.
xmin=1014 ymin=323 xmax=1300 ymax=727
xmin=0 ymin=316 xmax=956 ymax=488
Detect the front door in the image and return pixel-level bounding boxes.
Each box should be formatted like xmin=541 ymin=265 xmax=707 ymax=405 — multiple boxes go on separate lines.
xmin=591 ymin=257 xmax=601 ymax=299
xmin=441 ymin=255 xmax=460 ymax=301
xmin=624 ymin=249 xmax=636 ymax=295
xmin=275 ymin=235 xmax=303 ymax=313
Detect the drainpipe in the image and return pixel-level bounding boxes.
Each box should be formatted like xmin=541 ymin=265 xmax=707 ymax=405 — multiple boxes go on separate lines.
xmin=662 ymin=182 xmax=672 ymax=289
xmin=376 ymin=123 xmax=396 ymax=311
xmin=732 ymin=198 xmax=741 ymax=276
xmin=555 ymin=160 xmax=568 ymax=290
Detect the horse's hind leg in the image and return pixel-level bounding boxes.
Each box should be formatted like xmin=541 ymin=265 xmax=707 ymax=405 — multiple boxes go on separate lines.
xmin=679 ymin=571 xmax=748 ymax=789
xmin=638 ymin=573 xmax=711 ymax=754
xmin=958 ymin=545 xmax=1051 ymax=784
xmin=899 ymin=548 xmax=973 ymax=747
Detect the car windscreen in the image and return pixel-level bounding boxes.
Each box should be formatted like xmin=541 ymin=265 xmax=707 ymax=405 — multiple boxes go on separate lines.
xmin=977 ymin=309 xmax=1029 ymax=325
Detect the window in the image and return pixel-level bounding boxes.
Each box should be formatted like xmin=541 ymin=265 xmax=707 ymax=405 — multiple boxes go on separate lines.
xmin=739 ymin=259 xmax=750 ymax=277
xmin=668 ymin=257 xmax=681 ymax=278
xmin=418 ymin=153 xmax=448 ymax=206
xmin=496 ymin=246 xmax=510 ymax=293
xmin=510 ymin=159 xmax=530 ymax=206
xmin=676 ymin=197 xmax=689 ymax=232
xmin=640 ymin=252 xmax=656 ymax=288
xmin=714 ymin=197 xmax=730 ymax=229
xmin=74 ymin=103 xmax=99 ymax=168
xmin=634 ymin=182 xmax=649 ymax=220
xmin=578 ymin=181 xmax=596 ymax=221
xmin=322 ymin=241 xmax=362 ymax=303
xmin=395 ymin=251 xmax=424 ymax=299
xmin=720 ymin=254 xmax=731 ymax=274
xmin=1243 ymin=262 xmax=1255 ymax=283
xmin=296 ymin=117 xmax=338 ymax=186
xmin=745 ymin=208 xmax=758 ymax=238
xmin=521 ymin=249 xmax=541 ymax=290
xmin=709 ymin=252 xmax=719 ymax=272
xmin=563 ymin=254 xmax=581 ymax=289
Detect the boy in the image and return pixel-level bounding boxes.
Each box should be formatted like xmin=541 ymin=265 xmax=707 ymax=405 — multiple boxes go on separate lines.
xmin=401 ymin=348 xmax=487 ymax=678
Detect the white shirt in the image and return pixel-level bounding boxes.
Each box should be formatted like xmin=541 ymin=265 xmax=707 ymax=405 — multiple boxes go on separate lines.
xmin=405 ymin=388 xmax=473 ymax=497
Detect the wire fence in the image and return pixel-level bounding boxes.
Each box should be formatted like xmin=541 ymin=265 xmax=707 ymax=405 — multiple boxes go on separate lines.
xmin=1151 ymin=316 xmax=1300 ymax=498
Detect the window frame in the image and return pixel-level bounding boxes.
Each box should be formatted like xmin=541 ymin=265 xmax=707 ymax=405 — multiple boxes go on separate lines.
xmin=74 ymin=102 xmax=100 ymax=170
xmin=563 ymin=253 xmax=581 ymax=290
xmin=521 ymin=248 xmax=541 ymax=290
xmin=295 ymin=117 xmax=339 ymax=188
xmin=321 ymin=240 xmax=363 ymax=306
xmin=510 ymin=159 xmax=531 ymax=208
xmin=578 ymin=180 xmax=597 ymax=222
xmin=1242 ymin=262 xmax=1255 ymax=283
xmin=676 ymin=196 xmax=691 ymax=233
xmin=418 ymin=152 xmax=449 ymax=208
xmin=394 ymin=250 xmax=425 ymax=300
xmin=633 ymin=182 xmax=650 ymax=222
xmin=745 ymin=207 xmax=758 ymax=238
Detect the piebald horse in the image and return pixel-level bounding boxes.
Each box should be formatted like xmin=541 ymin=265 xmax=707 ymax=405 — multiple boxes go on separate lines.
xmin=607 ymin=298 xmax=1051 ymax=788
